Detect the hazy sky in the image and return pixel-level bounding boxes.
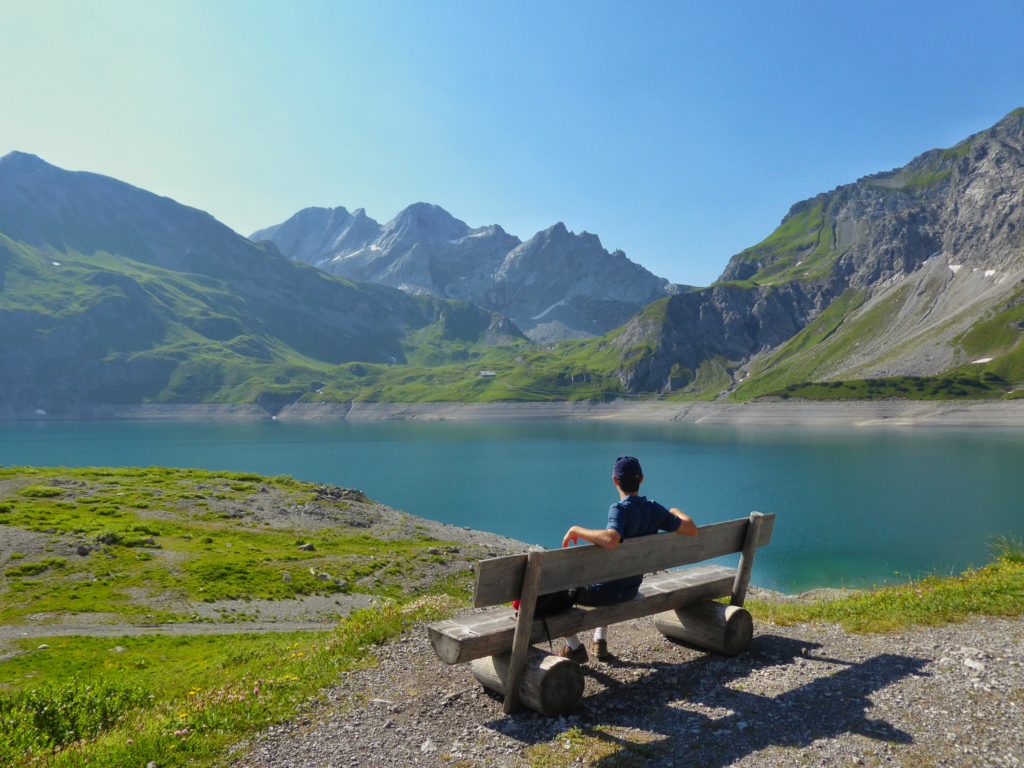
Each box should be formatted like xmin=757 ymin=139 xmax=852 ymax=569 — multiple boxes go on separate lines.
xmin=2 ymin=1 xmax=1022 ymax=285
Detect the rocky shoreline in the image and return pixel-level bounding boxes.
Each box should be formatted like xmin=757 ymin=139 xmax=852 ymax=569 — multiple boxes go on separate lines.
xmin=4 ymin=399 xmax=1024 ymax=427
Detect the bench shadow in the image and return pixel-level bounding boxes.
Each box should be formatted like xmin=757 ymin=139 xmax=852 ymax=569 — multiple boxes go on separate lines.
xmin=485 ymin=635 xmax=928 ymax=767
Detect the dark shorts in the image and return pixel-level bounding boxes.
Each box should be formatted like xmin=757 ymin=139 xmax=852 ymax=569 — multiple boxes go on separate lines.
xmin=576 ymin=583 xmax=639 ymax=607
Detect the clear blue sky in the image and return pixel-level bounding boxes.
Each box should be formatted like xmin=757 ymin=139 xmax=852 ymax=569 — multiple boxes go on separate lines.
xmin=2 ymin=1 xmax=1022 ymax=286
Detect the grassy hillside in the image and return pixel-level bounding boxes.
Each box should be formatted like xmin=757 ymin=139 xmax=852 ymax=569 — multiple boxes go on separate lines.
xmin=0 ymin=467 xmax=490 ymax=624
xmin=0 ymin=235 xmax=553 ymax=408
xmin=0 ymin=466 xmax=490 ymax=767
xmin=728 ymin=202 xmax=840 ymax=285
xmin=738 ymin=285 xmax=1024 ymax=401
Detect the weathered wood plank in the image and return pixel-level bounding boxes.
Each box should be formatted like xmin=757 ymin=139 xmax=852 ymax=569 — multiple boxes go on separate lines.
xmin=503 ymin=552 xmax=543 ymax=713
xmin=474 ymin=514 xmax=774 ymax=607
xmin=731 ymin=511 xmax=767 ymax=607
xmin=474 ymin=553 xmax=527 ymax=608
xmin=429 ymin=564 xmax=735 ymax=665
xmin=470 ymin=649 xmax=584 ymax=716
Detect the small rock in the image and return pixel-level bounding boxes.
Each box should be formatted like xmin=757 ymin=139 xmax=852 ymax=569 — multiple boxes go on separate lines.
xmin=37 ymin=644 xmax=49 ymax=650
xmin=112 ymin=646 xmax=125 ymax=654
xmin=316 ymin=573 xmax=331 ymax=581
xmin=420 ymin=738 xmax=436 ymax=754
xmin=76 ymin=544 xmax=91 ymax=556
xmin=299 ymin=543 xmax=315 ymax=551
xmin=147 ymin=762 xmax=158 ymax=768
xmin=964 ymin=659 xmax=986 ymax=673
xmin=282 ymin=572 xmax=292 ymax=583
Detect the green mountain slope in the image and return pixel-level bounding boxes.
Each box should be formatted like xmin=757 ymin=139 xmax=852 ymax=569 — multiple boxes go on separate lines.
xmin=0 ymin=153 xmax=524 ymax=413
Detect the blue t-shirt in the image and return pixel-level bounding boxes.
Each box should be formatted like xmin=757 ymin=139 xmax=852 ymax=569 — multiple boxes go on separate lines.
xmin=597 ymin=495 xmax=681 ymax=592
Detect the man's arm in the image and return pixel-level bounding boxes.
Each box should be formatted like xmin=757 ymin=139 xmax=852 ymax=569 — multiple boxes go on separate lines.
xmin=670 ymin=508 xmax=698 ymax=536
xmin=562 ymin=525 xmax=621 ymax=550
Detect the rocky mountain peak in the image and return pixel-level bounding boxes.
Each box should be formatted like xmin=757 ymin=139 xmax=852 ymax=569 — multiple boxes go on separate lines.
xmin=381 ymin=203 xmax=470 ymax=243
xmin=256 ymin=207 xmax=675 ymax=341
xmin=0 ymin=150 xmax=49 ymax=169
xmin=250 ymin=206 xmax=383 ymax=268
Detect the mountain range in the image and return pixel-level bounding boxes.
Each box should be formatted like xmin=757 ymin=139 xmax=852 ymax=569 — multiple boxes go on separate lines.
xmin=252 ymin=205 xmax=685 ymax=342
xmin=613 ymin=107 xmax=1024 ymax=399
xmin=1 ymin=108 xmax=1021 ymax=413
xmin=0 ymin=151 xmax=522 ymax=412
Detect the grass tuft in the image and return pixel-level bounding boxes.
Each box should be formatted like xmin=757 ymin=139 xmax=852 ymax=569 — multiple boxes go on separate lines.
xmin=18 ymin=486 xmax=64 ymax=499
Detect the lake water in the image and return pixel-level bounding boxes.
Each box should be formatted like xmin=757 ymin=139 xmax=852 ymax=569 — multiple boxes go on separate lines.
xmin=1 ymin=419 xmax=1021 ymax=593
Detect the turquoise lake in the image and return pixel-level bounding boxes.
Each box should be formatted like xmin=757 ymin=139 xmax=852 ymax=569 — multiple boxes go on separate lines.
xmin=1 ymin=419 xmax=1021 ymax=593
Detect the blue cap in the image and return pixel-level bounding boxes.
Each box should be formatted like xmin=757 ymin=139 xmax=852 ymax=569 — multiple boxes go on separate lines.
xmin=613 ymin=455 xmax=642 ymax=479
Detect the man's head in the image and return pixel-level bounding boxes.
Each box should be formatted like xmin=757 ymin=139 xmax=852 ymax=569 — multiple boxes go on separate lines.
xmin=613 ymin=455 xmax=643 ymax=494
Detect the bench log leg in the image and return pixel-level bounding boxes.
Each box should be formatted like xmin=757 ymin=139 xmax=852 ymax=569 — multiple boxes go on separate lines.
xmin=654 ymin=601 xmax=752 ymax=656
xmin=471 ymin=649 xmax=585 ymax=716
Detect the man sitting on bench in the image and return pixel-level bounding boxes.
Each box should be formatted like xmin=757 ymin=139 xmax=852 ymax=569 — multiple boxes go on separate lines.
xmin=560 ymin=455 xmax=698 ymax=663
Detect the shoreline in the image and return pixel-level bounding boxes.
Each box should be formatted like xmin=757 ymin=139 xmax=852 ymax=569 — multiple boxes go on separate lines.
xmin=3 ymin=398 xmax=1024 ymax=426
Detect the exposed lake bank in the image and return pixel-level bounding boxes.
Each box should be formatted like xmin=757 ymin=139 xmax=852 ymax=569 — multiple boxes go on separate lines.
xmin=7 ymin=399 xmax=1024 ymax=427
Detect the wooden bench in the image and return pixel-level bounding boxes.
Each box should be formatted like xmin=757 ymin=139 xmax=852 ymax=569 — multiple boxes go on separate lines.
xmin=428 ymin=511 xmax=775 ymax=715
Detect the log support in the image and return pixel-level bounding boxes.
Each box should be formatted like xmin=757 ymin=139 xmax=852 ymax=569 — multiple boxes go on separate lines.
xmin=471 ymin=649 xmax=585 ymax=716
xmin=654 ymin=601 xmax=752 ymax=656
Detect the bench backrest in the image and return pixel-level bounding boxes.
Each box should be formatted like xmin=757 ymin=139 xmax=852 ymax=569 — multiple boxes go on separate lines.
xmin=474 ymin=513 xmax=774 ymax=608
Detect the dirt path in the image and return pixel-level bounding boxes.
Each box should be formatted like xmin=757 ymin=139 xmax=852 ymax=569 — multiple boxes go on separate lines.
xmin=235 ymin=613 xmax=1024 ymax=768
xmin=0 ymin=620 xmax=335 ymax=642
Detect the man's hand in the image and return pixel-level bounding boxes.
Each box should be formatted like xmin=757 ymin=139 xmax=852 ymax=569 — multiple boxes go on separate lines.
xmin=562 ymin=526 xmax=580 ymax=548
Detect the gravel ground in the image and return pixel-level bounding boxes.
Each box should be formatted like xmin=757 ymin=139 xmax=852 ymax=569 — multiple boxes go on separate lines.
xmin=235 ymin=612 xmax=1023 ymax=768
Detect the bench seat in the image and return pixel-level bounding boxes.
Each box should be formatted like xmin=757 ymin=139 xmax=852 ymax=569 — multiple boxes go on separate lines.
xmin=428 ymin=563 xmax=736 ymax=665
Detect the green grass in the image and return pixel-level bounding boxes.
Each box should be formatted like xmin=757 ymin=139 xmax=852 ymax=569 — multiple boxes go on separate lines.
xmin=954 ymin=288 xmax=1024 ymax=386
xmin=307 ymin=329 xmax=635 ymax=403
xmin=661 ymin=355 xmax=736 ymax=400
xmin=865 ymin=148 xmax=958 ymax=192
xmin=526 ymin=725 xmax=658 ymax=767
xmin=734 ymin=276 xmax=1024 ymax=402
xmin=748 ymin=540 xmax=1024 ymax=632
xmin=727 ymin=203 xmax=840 ymax=285
xmin=735 ymin=288 xmax=869 ymax=399
xmin=769 ymin=370 xmax=1014 ymax=401
xmin=0 ymin=466 xmax=475 ymax=767
xmin=4 ymin=559 xmax=66 ymax=578
xmin=0 ymin=596 xmax=461 ymax=768
xmin=0 ymin=467 xmax=464 ymax=623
